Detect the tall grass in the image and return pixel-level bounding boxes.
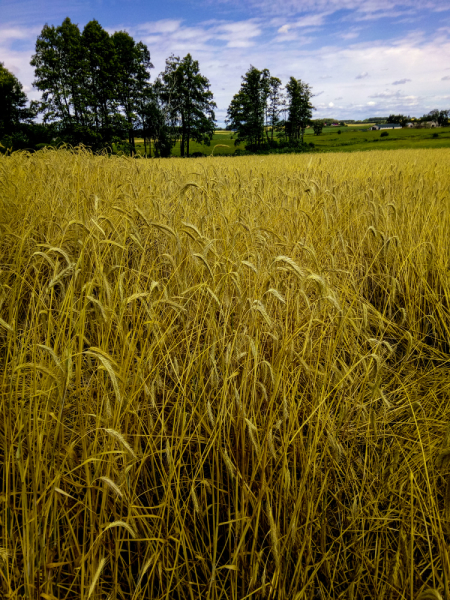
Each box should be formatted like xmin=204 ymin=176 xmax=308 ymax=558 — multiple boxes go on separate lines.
xmin=1 ymin=147 xmax=450 ymax=599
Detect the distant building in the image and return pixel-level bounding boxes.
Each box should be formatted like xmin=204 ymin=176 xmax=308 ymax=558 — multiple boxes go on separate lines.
xmin=371 ymin=123 xmax=402 ymax=130
xmin=405 ymin=121 xmax=438 ymax=129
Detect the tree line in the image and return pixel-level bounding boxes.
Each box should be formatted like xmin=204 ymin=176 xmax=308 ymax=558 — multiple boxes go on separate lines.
xmin=4 ymin=17 xmax=448 ymax=156
xmin=0 ymin=17 xmax=318 ymax=156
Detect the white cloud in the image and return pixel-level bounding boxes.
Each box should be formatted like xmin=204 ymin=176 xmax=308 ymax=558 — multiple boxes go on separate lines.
xmin=218 ymin=0 xmax=449 ymax=19
xmin=328 ymin=102 xmax=334 ymax=107
xmin=370 ymin=89 xmax=403 ymax=98
xmin=1 ymin=8 xmax=450 ymax=124
xmin=341 ymin=31 xmax=360 ymax=40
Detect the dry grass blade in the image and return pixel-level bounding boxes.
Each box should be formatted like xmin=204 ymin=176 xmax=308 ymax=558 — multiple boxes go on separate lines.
xmin=88 ymin=557 xmax=109 ymax=599
xmin=101 ymin=521 xmax=136 ymax=538
xmin=273 ymin=255 xmax=305 ymax=279
xmin=416 ymin=590 xmax=444 ymax=600
xmin=105 ymin=429 xmax=137 ymax=459
xmin=85 ymin=351 xmax=121 ymax=404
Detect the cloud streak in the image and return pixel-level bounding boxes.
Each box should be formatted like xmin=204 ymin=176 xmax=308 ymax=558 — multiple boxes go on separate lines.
xmin=1 ymin=1 xmax=450 ymax=122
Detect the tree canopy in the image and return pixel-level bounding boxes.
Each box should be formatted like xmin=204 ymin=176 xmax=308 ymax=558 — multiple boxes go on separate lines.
xmin=226 ymin=66 xmax=270 ymax=150
xmin=0 ymin=63 xmax=35 ymax=138
xmin=31 ymin=18 xmax=153 ymax=150
xmin=4 ymin=16 xmax=449 ymax=156
xmin=285 ymin=77 xmax=314 ymax=144
xmin=158 ymin=54 xmax=216 ymax=157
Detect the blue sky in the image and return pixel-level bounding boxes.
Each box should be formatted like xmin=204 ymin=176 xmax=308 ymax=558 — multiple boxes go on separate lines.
xmin=1 ymin=0 xmax=449 ymax=123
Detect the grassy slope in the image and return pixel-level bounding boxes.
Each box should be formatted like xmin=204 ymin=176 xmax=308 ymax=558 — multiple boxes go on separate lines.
xmin=134 ymin=126 xmax=450 ymax=157
xmin=1 ymin=148 xmax=450 ymax=599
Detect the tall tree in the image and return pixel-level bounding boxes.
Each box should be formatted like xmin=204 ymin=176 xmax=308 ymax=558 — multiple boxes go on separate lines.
xmin=0 ymin=63 xmax=35 ymax=138
xmin=226 ymin=66 xmax=270 ymax=150
xmin=135 ymin=81 xmax=177 ymax=158
xmin=159 ymin=54 xmax=216 ymax=157
xmin=32 ymin=19 xmax=153 ymax=151
xmin=285 ymin=77 xmax=314 ymax=144
xmin=31 ymin=18 xmax=88 ymax=134
xmin=266 ymin=76 xmax=283 ymax=143
xmin=111 ymin=31 xmax=153 ymax=153
xmin=81 ymin=20 xmax=118 ymax=143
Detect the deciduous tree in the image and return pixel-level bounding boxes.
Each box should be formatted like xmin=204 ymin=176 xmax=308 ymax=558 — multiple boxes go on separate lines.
xmin=0 ymin=63 xmax=35 ymax=138
xmin=285 ymin=77 xmax=314 ymax=144
xmin=159 ymin=54 xmax=216 ymax=157
xmin=31 ymin=18 xmax=88 ymax=135
xmin=266 ymin=76 xmax=283 ymax=143
xmin=226 ymin=66 xmax=270 ymax=150
xmin=112 ymin=31 xmax=153 ymax=153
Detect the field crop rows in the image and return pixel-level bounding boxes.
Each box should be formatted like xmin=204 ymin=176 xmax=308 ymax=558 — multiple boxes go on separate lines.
xmin=1 ymin=148 xmax=450 ymax=599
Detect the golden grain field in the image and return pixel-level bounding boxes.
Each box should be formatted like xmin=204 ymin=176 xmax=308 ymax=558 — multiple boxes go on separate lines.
xmin=1 ymin=148 xmax=450 ymax=600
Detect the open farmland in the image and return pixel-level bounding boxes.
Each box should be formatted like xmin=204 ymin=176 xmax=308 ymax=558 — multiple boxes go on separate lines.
xmin=132 ymin=127 xmax=450 ymax=157
xmin=1 ymin=148 xmax=450 ymax=599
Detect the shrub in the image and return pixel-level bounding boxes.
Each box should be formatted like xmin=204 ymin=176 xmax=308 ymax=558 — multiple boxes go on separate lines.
xmin=380 ymin=131 xmax=389 ymax=137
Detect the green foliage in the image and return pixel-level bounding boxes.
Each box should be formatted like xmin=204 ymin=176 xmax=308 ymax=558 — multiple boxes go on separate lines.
xmin=267 ymin=76 xmax=284 ymax=142
xmin=380 ymin=131 xmax=389 ymax=137
xmin=313 ymin=121 xmax=324 ymax=135
xmin=425 ymin=109 xmax=450 ymax=126
xmin=387 ymin=114 xmax=409 ymax=126
xmin=226 ymin=66 xmax=271 ymax=149
xmin=111 ymin=30 xmax=153 ymax=152
xmin=31 ymin=18 xmax=152 ymax=151
xmin=285 ymin=77 xmax=314 ymax=144
xmin=0 ymin=63 xmax=35 ymax=138
xmin=158 ymin=54 xmax=216 ymax=157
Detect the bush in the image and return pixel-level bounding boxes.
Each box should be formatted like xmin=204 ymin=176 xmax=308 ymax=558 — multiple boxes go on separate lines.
xmin=190 ymin=151 xmax=206 ymax=157
xmin=380 ymin=131 xmax=389 ymax=137
xmin=432 ymin=133 xmax=439 ymax=139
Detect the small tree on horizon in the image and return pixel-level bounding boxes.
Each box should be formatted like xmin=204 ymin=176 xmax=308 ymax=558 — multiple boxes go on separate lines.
xmin=313 ymin=120 xmax=324 ymax=135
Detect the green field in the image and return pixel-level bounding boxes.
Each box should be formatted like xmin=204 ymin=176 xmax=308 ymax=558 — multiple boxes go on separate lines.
xmin=134 ymin=126 xmax=450 ymax=157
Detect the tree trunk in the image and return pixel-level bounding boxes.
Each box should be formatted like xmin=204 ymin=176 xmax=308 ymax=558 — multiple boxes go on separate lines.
xmin=128 ymin=126 xmax=135 ymax=156
xmin=181 ymin=130 xmax=185 ymax=157
xmin=187 ymin=118 xmax=190 ymax=158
